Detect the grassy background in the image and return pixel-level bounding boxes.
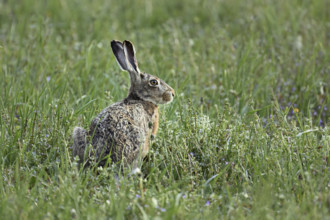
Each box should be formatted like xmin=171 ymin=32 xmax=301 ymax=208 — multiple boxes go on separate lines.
xmin=0 ymin=0 xmax=329 ymax=219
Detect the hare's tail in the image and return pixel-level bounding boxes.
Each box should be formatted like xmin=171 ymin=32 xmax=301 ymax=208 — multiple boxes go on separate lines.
xmin=72 ymin=127 xmax=87 ymax=164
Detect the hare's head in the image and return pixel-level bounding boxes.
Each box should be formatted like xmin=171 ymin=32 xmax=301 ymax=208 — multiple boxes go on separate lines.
xmin=111 ymin=40 xmax=175 ymax=105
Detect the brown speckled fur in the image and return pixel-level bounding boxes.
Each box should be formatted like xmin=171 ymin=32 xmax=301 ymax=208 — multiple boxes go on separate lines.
xmin=72 ymin=40 xmax=174 ymax=169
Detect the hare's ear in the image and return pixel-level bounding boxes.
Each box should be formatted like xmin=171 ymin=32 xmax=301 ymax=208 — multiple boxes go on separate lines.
xmin=111 ymin=40 xmax=129 ymax=71
xmin=123 ymin=40 xmax=140 ymax=73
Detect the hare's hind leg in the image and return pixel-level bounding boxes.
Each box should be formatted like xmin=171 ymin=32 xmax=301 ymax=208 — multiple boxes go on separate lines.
xmin=73 ymin=127 xmax=87 ymax=164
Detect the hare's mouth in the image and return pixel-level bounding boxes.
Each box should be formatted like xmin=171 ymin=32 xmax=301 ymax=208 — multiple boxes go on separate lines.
xmin=162 ymin=91 xmax=175 ymax=104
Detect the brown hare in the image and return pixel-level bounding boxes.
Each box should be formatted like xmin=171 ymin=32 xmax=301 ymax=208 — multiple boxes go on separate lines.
xmin=73 ymin=40 xmax=175 ymax=170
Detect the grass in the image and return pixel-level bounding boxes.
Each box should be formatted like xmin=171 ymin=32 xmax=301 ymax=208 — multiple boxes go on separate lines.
xmin=0 ymin=0 xmax=329 ymax=219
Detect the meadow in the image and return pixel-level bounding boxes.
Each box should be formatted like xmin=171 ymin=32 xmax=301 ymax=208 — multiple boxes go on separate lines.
xmin=0 ymin=0 xmax=329 ymax=219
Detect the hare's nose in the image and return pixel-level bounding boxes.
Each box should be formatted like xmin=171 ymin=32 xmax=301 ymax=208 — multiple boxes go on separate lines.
xmin=171 ymin=91 xmax=175 ymax=97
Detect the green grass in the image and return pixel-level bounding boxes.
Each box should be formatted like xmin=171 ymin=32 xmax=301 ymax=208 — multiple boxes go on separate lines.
xmin=0 ymin=0 xmax=329 ymax=219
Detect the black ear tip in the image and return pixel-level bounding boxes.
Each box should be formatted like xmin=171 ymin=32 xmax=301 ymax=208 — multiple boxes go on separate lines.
xmin=111 ymin=41 xmax=125 ymax=53
xmin=123 ymin=40 xmax=133 ymax=47
xmin=111 ymin=40 xmax=123 ymax=48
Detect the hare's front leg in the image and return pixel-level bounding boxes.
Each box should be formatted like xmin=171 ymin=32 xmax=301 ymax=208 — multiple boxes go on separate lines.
xmin=151 ymin=110 xmax=159 ymax=138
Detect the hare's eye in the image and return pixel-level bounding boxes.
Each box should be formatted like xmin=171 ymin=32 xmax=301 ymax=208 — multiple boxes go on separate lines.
xmin=150 ymin=79 xmax=158 ymax=86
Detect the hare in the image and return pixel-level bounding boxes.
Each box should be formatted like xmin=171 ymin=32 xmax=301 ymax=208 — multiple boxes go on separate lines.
xmin=72 ymin=40 xmax=175 ymax=170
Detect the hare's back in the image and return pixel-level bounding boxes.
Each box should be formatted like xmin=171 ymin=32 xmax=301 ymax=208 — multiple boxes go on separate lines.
xmin=89 ymin=102 xmax=148 ymax=164
xmin=91 ymin=102 xmax=148 ymax=131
